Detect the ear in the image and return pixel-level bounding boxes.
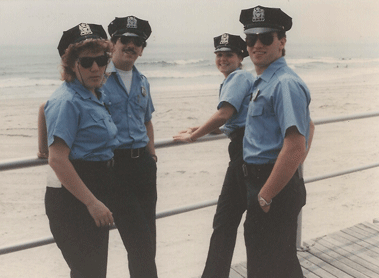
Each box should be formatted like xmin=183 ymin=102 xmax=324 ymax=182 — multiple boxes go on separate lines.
xmin=71 ymin=61 xmax=78 ymax=74
xmin=279 ymin=37 xmax=286 ymax=50
xmin=139 ymin=48 xmax=144 ymax=57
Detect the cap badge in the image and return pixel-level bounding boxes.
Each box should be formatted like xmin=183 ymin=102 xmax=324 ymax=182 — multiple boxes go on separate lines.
xmin=252 ymin=7 xmax=265 ymax=22
xmin=126 ymin=16 xmax=138 ymax=29
xmin=79 ymin=23 xmax=93 ymax=36
xmin=220 ymin=33 xmax=229 ymax=45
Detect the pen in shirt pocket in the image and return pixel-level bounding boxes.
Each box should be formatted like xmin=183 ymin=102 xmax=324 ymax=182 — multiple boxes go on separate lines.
xmin=251 ymin=89 xmax=260 ymax=102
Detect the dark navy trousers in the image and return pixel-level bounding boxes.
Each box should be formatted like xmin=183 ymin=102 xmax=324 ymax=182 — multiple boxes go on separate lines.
xmin=243 ymin=164 xmax=306 ymax=278
xmin=201 ymin=129 xmax=247 ymax=278
xmin=111 ymin=149 xmax=158 ymax=278
xmin=45 ymin=160 xmax=113 ymax=278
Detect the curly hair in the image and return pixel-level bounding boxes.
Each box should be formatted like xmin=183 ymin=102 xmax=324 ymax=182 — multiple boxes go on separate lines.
xmin=60 ymin=39 xmax=113 ymax=82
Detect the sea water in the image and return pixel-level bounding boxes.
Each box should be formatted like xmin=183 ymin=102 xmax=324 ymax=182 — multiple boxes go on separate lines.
xmin=0 ymin=42 xmax=378 ymax=100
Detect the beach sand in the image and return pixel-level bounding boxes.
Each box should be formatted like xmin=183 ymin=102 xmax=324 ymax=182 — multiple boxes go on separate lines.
xmin=1 ymin=67 xmax=379 ymax=277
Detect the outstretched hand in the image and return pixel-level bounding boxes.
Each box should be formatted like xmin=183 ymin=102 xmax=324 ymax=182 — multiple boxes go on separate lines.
xmin=173 ymin=126 xmax=198 ymax=143
xmin=173 ymin=132 xmax=193 ymax=143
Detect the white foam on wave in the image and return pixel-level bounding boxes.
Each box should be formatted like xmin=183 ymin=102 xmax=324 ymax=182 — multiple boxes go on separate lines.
xmin=0 ymin=77 xmax=61 ymax=89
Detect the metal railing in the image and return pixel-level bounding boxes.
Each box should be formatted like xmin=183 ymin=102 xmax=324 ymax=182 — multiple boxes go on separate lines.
xmin=1 ymin=111 xmax=379 ymax=256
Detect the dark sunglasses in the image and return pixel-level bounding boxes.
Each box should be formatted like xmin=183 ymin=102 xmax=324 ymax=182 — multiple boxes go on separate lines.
xmin=246 ymin=33 xmax=276 ymax=47
xmin=78 ymin=55 xmax=108 ymax=68
xmin=120 ymin=36 xmax=144 ymax=47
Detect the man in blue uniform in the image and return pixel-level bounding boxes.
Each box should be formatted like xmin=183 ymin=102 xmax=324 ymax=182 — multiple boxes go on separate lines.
xmin=240 ymin=6 xmax=312 ymax=278
xmin=103 ymin=16 xmax=158 ymax=278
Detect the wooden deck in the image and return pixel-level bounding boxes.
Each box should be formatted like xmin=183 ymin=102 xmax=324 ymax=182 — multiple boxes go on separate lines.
xmin=229 ymin=221 xmax=379 ymax=278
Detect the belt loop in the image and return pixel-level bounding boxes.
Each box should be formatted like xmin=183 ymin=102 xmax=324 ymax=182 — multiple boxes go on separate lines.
xmin=107 ymin=158 xmax=114 ymax=168
xmin=131 ymin=148 xmax=140 ymax=159
xmin=242 ymin=163 xmax=248 ymax=177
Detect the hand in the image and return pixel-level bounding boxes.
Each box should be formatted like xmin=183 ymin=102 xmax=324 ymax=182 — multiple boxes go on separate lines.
xmin=258 ymin=193 xmax=272 ymax=213
xmin=173 ymin=132 xmax=194 ymax=143
xmin=261 ymin=204 xmax=270 ymax=213
xmin=86 ymin=199 xmax=114 ymax=227
xmin=178 ymin=126 xmax=198 ymax=134
xmin=37 ymin=151 xmax=49 ymax=159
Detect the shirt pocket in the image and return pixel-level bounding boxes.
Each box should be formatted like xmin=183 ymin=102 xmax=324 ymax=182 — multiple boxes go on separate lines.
xmin=132 ymin=90 xmax=148 ymax=112
xmin=249 ymin=104 xmax=264 ymax=117
xmin=89 ymin=112 xmax=116 ymax=140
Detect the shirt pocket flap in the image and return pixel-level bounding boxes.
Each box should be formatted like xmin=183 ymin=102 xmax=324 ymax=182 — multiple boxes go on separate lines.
xmin=249 ymin=104 xmax=264 ymax=117
xmin=89 ymin=112 xmax=104 ymax=122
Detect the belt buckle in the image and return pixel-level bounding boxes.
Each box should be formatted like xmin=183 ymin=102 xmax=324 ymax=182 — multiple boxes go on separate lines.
xmin=131 ymin=148 xmax=140 ymax=159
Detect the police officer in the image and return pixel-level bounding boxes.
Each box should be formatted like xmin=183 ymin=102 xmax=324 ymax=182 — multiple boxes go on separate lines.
xmin=44 ymin=23 xmax=117 ymax=278
xmin=240 ymin=6 xmax=312 ymax=277
xmin=103 ymin=16 xmax=158 ymax=278
xmin=173 ymin=33 xmax=253 ymax=278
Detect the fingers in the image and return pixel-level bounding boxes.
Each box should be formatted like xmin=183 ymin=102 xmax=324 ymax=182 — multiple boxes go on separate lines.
xmin=88 ymin=201 xmax=114 ymax=227
xmin=173 ymin=134 xmax=191 ymax=142
xmin=96 ymin=213 xmax=114 ymax=227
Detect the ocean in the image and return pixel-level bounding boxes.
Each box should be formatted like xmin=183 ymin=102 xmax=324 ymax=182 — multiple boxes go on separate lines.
xmin=1 ymin=42 xmax=379 ymax=100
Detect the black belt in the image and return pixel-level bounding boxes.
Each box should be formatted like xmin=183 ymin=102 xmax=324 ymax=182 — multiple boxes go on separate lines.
xmin=242 ymin=163 xmax=274 ymax=180
xmin=229 ymin=127 xmax=245 ymax=141
xmin=70 ymin=158 xmax=114 ymax=169
xmin=114 ymin=147 xmax=146 ymax=159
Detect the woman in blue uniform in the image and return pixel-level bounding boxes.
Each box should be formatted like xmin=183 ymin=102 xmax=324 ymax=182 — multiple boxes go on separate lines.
xmin=43 ymin=23 xmax=118 ymax=278
xmin=173 ymin=33 xmax=253 ymax=278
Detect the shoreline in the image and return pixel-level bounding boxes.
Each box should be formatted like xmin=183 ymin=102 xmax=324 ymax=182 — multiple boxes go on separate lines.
xmin=1 ymin=69 xmax=379 ymax=277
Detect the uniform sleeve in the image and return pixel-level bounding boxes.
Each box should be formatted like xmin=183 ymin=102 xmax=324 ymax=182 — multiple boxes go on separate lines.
xmin=144 ymin=81 xmax=155 ymax=123
xmin=45 ymin=98 xmax=80 ymax=149
xmin=217 ymin=71 xmax=252 ymax=113
xmin=273 ymin=78 xmax=310 ymax=138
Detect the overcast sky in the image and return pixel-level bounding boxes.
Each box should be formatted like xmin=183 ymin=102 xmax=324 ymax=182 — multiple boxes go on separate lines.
xmin=1 ymin=0 xmax=379 ymax=46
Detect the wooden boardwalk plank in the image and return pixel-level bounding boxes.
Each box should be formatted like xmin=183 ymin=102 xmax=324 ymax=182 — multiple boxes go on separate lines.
xmin=305 ymin=238 xmax=379 ymax=277
xmin=229 ymin=221 xmax=379 ymax=278
xmin=301 ymin=241 xmax=361 ymax=278
xmin=324 ymin=233 xmax=379 ymax=268
xmin=328 ymin=231 xmax=379 ymax=256
xmin=342 ymin=227 xmax=379 ymax=250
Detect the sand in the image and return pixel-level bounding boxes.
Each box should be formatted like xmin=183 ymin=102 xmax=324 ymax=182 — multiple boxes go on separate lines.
xmin=1 ymin=67 xmax=379 ymax=277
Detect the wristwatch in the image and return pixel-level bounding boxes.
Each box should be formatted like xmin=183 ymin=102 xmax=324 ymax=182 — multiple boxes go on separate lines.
xmin=258 ymin=194 xmax=272 ymax=207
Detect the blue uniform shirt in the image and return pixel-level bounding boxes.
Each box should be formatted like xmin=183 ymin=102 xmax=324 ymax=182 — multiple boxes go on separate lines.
xmin=243 ymin=57 xmax=311 ymax=164
xmin=218 ymin=69 xmax=254 ymax=136
xmin=45 ymin=79 xmax=119 ymax=161
xmin=103 ymin=62 xmax=155 ymax=149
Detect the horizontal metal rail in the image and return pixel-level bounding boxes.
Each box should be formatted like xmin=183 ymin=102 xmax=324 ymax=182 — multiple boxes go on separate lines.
xmin=1 ymin=111 xmax=379 ymax=172
xmin=0 ymin=199 xmax=219 ymax=255
xmin=1 ymin=111 xmax=379 ymax=255
xmin=313 ymin=111 xmax=379 ymax=125
xmin=1 ymin=160 xmax=378 ymax=256
xmin=0 ymin=134 xmax=226 ymax=172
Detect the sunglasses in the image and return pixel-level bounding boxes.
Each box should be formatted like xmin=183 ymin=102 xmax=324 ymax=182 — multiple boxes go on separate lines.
xmin=78 ymin=55 xmax=108 ymax=69
xmin=246 ymin=33 xmax=276 ymax=47
xmin=120 ymin=36 xmax=144 ymax=47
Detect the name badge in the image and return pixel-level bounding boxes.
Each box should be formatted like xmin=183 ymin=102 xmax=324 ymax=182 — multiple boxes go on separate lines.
xmin=141 ymin=86 xmax=147 ymax=97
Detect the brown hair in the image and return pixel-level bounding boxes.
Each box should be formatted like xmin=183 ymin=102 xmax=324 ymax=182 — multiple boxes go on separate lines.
xmin=277 ymin=31 xmax=286 ymax=57
xmin=60 ymin=39 xmax=113 ymax=82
